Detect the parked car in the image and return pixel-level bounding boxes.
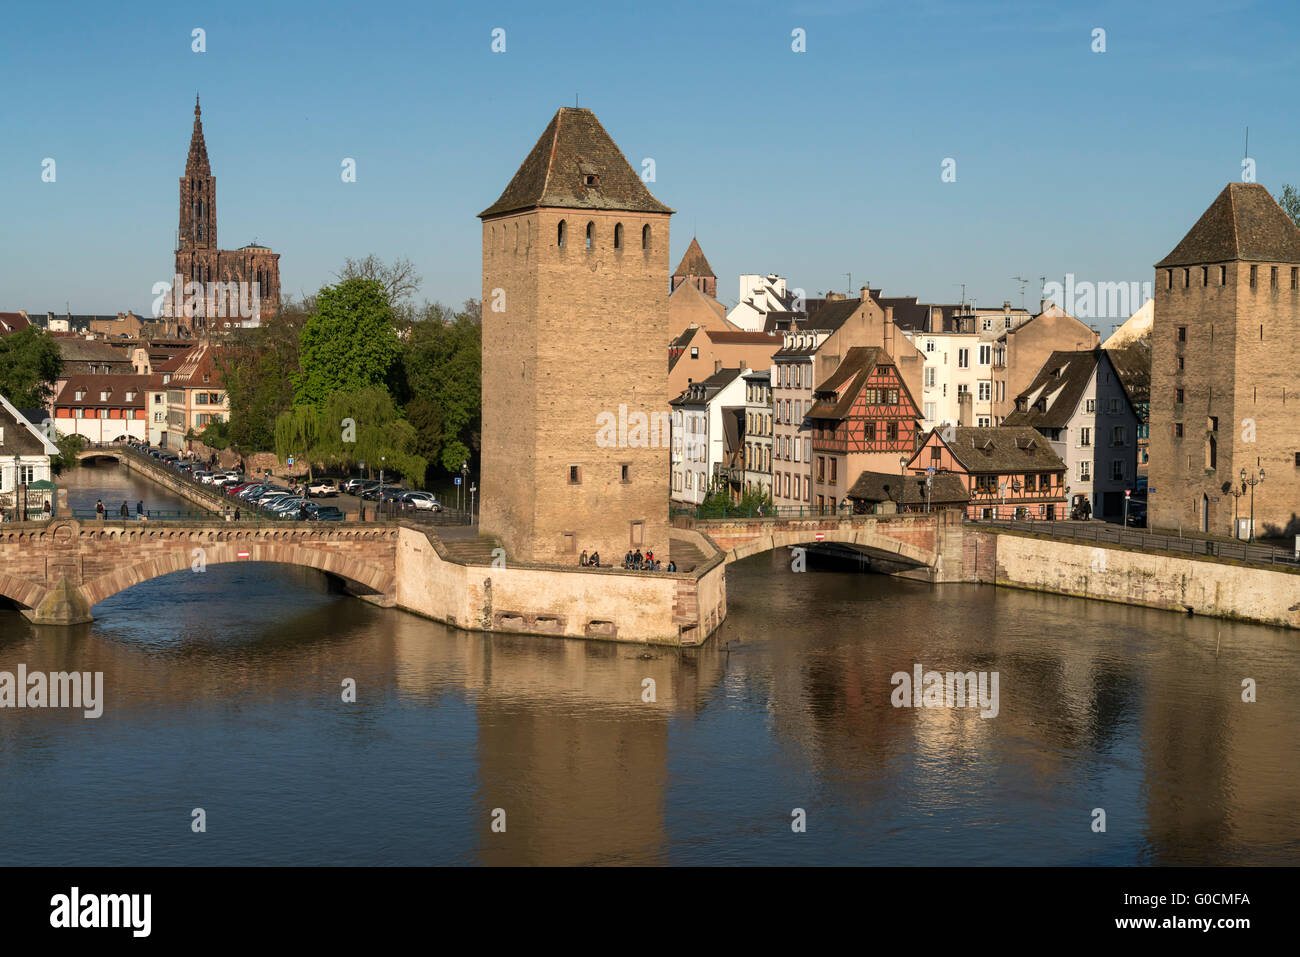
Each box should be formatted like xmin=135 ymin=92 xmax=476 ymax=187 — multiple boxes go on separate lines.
xmin=1126 ymin=504 xmax=1147 ymax=528
xmin=237 ymin=484 xmax=267 ymax=500
xmin=306 ymin=479 xmax=337 ymax=498
xmin=402 ymin=491 xmax=442 ymax=512
xmin=340 ymin=477 xmax=370 ymax=494
xmin=360 ymin=483 xmax=393 ymax=501
xmin=306 ymin=505 xmax=345 ymax=522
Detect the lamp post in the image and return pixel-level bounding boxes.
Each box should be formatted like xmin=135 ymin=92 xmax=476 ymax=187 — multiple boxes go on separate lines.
xmin=1221 ymin=481 xmax=1244 ymax=539
xmin=1241 ymin=467 xmax=1265 ymax=543
xmin=460 ymin=460 xmax=469 ymax=517
xmin=898 ymin=455 xmax=906 ymax=513
xmin=11 ymin=455 xmax=19 ymax=523
xmin=379 ymin=455 xmax=386 ymax=519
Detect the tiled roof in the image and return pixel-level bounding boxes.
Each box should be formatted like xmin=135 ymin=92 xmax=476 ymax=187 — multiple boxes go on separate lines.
xmin=704 ymin=330 xmax=781 ymax=346
xmin=57 ymin=338 xmax=131 ymax=364
xmin=1001 ymin=350 xmax=1101 ymax=431
xmin=54 ymin=374 xmax=158 ymax=409
xmin=933 ymin=426 xmax=1066 ymax=474
xmin=673 ymin=237 xmax=715 ymax=278
xmin=806 ymin=346 xmax=883 ymax=420
xmin=1156 ymin=182 xmax=1300 ymax=267
xmin=1105 ymin=340 xmax=1151 ymax=409
xmin=848 ymin=470 xmax=970 ymax=506
xmin=0 ymin=312 xmax=31 ymax=335
xmin=800 ymin=298 xmax=861 ymax=332
xmin=670 ymin=366 xmax=744 ymax=406
xmin=479 ymin=107 xmax=673 ymax=218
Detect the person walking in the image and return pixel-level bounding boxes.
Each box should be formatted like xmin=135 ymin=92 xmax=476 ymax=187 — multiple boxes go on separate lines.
xmin=120 ymin=501 xmax=129 ymax=519
xmin=234 ymin=506 xmax=241 ymax=522
xmin=135 ymin=500 xmax=144 ymax=518
xmin=95 ymin=499 xmax=105 ymax=520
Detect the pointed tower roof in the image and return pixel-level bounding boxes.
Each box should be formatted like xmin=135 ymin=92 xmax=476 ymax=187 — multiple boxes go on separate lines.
xmin=1156 ymin=182 xmax=1300 ymax=267
xmin=187 ymin=94 xmax=211 ymax=175
xmin=479 ymin=107 xmax=672 ymax=218
xmin=673 ymin=237 xmax=715 ymax=278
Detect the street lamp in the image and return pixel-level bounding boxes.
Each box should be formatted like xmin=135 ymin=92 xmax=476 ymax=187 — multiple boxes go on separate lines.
xmin=1241 ymin=467 xmax=1265 ymax=543
xmin=898 ymin=455 xmax=907 ymax=513
xmin=1221 ymin=480 xmax=1245 ymax=539
xmin=460 ymin=460 xmax=469 ymax=516
xmin=11 ymin=455 xmax=19 ymax=523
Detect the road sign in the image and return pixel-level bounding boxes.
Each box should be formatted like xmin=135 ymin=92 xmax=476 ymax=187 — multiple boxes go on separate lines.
xmin=287 ymin=456 xmax=294 ymax=467
xmin=926 ymin=466 xmax=936 ymax=476
xmin=1125 ymin=489 xmax=1130 ymax=498
xmin=814 ymin=532 xmax=825 ymax=541
xmin=454 ymin=477 xmax=462 ymax=486
xmin=237 ymin=550 xmax=250 ymax=559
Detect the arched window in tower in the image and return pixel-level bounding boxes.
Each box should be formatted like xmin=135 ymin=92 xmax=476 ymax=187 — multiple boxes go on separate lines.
xmin=614 ymin=223 xmax=623 ymax=249
xmin=642 ymin=224 xmax=651 ymax=250
xmin=557 ymin=220 xmax=566 ymax=248
xmin=585 ymin=222 xmax=594 ymax=250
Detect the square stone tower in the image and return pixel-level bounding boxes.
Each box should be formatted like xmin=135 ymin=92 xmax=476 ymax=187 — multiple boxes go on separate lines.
xmin=478 ymin=107 xmax=673 ymax=563
xmin=1149 ymin=182 xmax=1300 ymax=537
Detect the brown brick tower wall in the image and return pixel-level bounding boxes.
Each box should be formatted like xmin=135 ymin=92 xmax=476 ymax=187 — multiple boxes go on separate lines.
xmin=482 ymin=208 xmax=671 ymax=563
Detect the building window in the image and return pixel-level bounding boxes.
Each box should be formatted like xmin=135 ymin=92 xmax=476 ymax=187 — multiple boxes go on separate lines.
xmin=1221 ymin=265 xmax=1228 ymax=285
xmin=1079 ymin=461 xmax=1090 ymax=481
xmin=978 ymin=381 xmax=990 ymax=401
xmin=1176 ymin=389 xmax=1184 ymax=404
xmin=630 ymin=521 xmax=643 ymax=545
xmin=1271 ymin=266 xmax=1278 ymax=288
xmin=1079 ymin=427 xmax=1092 ymax=447
xmin=925 ymin=340 xmax=935 ymax=353
xmin=642 ymin=224 xmax=650 ymax=249
xmin=1112 ymin=460 xmax=1124 ymax=481
xmin=1201 ymin=266 xmax=1208 ymax=286
xmin=690 ymin=346 xmax=698 ymax=359
xmin=585 ymin=222 xmax=594 ymax=250
xmin=923 ymin=401 xmax=936 ymax=421
xmin=1177 ymin=356 xmax=1184 ymax=371
xmin=1250 ymin=265 xmax=1257 ymax=288
xmin=1183 ymin=269 xmax=1190 ymax=288
xmin=979 ymin=345 xmax=991 ymax=365
xmin=886 ymin=421 xmax=899 ymax=442
xmin=1292 ymin=267 xmax=1298 ymax=290
xmin=614 ymin=223 xmax=623 ymax=249
xmin=563 ymin=532 xmax=576 ymax=553
xmin=1177 ymin=326 xmax=1186 ymax=342
xmin=1112 ymin=425 xmax=1125 ymax=445
xmin=620 ymin=464 xmax=630 ymax=483
xmin=568 ymin=465 xmax=581 ymax=484
xmin=557 ymin=220 xmax=566 ymax=247
xmin=924 ymin=367 xmax=936 ymax=388
xmin=1166 ymin=270 xmax=1173 ymax=290
xmin=1174 ymin=423 xmax=1184 ymax=439
xmin=958 ymin=348 xmax=969 ymax=369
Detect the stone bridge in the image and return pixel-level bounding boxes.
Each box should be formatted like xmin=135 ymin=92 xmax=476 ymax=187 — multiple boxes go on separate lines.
xmin=690 ymin=511 xmax=968 ymax=581
xmin=0 ymin=519 xmax=399 ymax=625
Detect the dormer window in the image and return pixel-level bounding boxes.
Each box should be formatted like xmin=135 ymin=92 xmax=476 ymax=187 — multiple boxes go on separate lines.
xmin=584 ymin=173 xmax=598 ymax=187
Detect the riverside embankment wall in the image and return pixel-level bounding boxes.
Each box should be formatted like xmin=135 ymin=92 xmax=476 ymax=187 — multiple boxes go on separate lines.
xmin=989 ymin=529 xmax=1300 ymax=630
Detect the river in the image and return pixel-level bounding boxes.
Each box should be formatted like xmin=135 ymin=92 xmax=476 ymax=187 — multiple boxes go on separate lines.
xmin=1 ymin=463 xmax=1297 ymax=865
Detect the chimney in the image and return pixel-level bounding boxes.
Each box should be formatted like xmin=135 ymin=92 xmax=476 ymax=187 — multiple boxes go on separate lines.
xmin=1040 ymin=298 xmax=1050 ymax=314
xmin=714 ymin=359 xmax=723 ymax=373
xmin=860 ymin=285 xmax=871 ymax=302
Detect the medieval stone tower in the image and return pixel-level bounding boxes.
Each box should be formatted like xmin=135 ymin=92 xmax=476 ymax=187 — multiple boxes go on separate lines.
xmin=478 ymin=107 xmax=673 ymax=563
xmin=168 ymin=96 xmax=282 ymax=328
xmin=1149 ymin=182 xmax=1300 ymax=538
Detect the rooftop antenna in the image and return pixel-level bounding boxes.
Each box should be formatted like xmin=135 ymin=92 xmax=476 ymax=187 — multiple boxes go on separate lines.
xmin=1244 ymin=126 xmax=1249 ymax=161
xmin=1013 ymin=276 xmax=1029 ymax=312
xmin=1039 ymin=275 xmax=1047 ymax=307
xmin=845 ymin=272 xmax=852 ymax=296
xmin=953 ymin=283 xmax=967 ymax=307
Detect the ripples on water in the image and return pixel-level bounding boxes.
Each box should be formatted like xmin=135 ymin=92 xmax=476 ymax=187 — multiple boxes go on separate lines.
xmin=1 ymin=469 xmax=1297 ymax=865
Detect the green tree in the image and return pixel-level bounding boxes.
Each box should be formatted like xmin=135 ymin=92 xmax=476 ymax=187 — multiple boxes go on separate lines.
xmin=319 ymin=388 xmax=427 ymax=485
xmin=0 ymin=327 xmax=63 ymax=407
xmin=398 ymin=301 xmax=481 ymax=475
xmin=274 ymin=404 xmax=323 ymax=480
xmin=1279 ymin=184 xmax=1300 ymax=228
xmin=295 ymin=278 xmax=402 ymax=405
xmin=217 ymin=304 xmax=307 ymax=452
xmin=336 ymin=254 xmax=423 ymax=322
xmin=52 ymin=433 xmax=86 ymax=473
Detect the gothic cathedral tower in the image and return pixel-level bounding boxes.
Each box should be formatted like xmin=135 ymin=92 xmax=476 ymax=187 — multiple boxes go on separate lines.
xmin=478 ymin=107 xmax=673 ymax=563
xmin=177 ymin=95 xmax=218 ymax=279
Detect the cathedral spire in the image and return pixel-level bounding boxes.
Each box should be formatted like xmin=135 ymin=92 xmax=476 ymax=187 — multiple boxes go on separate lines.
xmin=187 ymin=94 xmax=210 ymax=175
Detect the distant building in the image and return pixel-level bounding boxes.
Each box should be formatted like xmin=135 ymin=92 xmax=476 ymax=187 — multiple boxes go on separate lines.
xmin=162 ymin=344 xmax=228 ymax=446
xmin=671 ymin=237 xmax=717 ymax=299
xmin=0 ymin=313 xmax=31 ymax=336
xmin=668 ymin=276 xmax=735 ymax=341
xmin=1002 ymin=349 xmax=1139 ymax=521
xmin=742 ymin=369 xmax=774 ymax=500
xmin=806 ymin=346 xmax=921 ymax=515
xmin=669 ymin=367 xmax=747 ymax=506
xmin=52 ymin=374 xmax=158 ymax=444
xmin=990 ymin=301 xmax=1099 ymax=424
xmin=728 ymin=274 xmax=797 ymax=331
xmin=1149 ymin=182 xmax=1300 ymax=537
xmin=847 ymin=469 xmax=970 ymax=514
xmin=908 ymin=426 xmax=1068 ymax=520
xmin=667 ymin=327 xmax=781 ymax=402
xmin=0 ymin=392 xmax=59 ymax=520
xmin=160 ymin=97 xmax=282 ymax=330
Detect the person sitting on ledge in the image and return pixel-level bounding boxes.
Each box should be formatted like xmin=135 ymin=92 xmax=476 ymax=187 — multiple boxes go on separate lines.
xmin=667 ymin=559 xmax=677 ymax=572
xmin=633 ymin=548 xmax=643 ymax=569
xmin=589 ymin=551 xmax=600 ymax=568
xmin=580 ymin=550 xmax=589 ymax=567
xmin=623 ymin=549 xmax=633 ymax=568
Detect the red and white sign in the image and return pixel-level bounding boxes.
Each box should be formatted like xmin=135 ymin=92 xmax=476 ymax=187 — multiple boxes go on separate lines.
xmin=236 ymin=550 xmax=251 ymax=559
xmin=814 ymin=533 xmax=825 ymax=541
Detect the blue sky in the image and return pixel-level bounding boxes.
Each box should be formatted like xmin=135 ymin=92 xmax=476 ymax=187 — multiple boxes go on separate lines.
xmin=2 ymin=0 xmax=1297 ymax=333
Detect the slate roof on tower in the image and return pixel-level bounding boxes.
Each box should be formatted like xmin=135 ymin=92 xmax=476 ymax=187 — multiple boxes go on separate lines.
xmin=674 ymin=238 xmax=715 ymax=278
xmin=1156 ymin=182 xmax=1300 ymax=267
xmin=479 ymin=107 xmax=673 ymax=218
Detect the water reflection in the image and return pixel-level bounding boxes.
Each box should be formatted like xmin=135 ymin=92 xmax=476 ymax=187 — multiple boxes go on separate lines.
xmin=0 ymin=544 xmax=1296 ymax=865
